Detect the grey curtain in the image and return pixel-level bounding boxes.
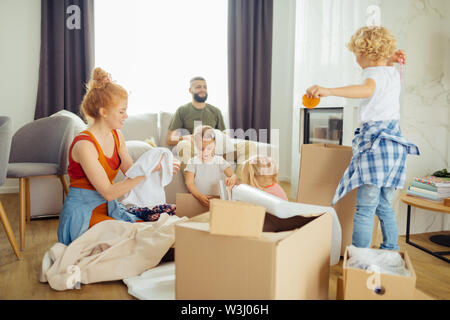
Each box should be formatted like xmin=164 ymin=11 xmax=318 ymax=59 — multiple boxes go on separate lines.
xmin=228 ymin=0 xmax=273 ymax=142
xmin=35 ymin=0 xmax=94 ymax=120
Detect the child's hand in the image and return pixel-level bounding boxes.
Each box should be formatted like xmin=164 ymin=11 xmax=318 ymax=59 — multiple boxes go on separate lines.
xmin=306 ymin=85 xmax=331 ymax=99
xmin=225 ymin=175 xmax=238 ymax=188
xmin=388 ymin=50 xmax=406 ymax=65
xmin=196 ymin=193 xmax=211 ymax=207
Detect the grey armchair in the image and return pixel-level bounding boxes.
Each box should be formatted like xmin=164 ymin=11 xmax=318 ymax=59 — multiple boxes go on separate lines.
xmin=0 ymin=116 xmax=21 ymax=259
xmin=7 ymin=115 xmax=75 ymax=250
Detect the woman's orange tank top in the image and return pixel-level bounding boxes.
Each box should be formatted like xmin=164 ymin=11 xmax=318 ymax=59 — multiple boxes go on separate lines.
xmin=67 ymin=129 xmax=121 ymax=189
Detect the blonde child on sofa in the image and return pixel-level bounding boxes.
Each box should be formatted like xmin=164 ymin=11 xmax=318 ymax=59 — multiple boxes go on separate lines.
xmin=185 ymin=125 xmax=238 ymax=207
xmin=240 ymin=155 xmax=288 ymax=201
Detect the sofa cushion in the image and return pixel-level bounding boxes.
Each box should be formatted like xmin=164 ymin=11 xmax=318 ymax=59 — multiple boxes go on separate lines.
xmin=159 ymin=111 xmax=174 ymax=148
xmin=121 ymin=113 xmax=159 ymax=145
xmin=125 ymin=140 xmax=154 ymax=161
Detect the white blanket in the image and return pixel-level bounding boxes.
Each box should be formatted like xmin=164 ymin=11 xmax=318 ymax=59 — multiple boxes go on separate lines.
xmin=122 ymin=147 xmax=174 ymax=208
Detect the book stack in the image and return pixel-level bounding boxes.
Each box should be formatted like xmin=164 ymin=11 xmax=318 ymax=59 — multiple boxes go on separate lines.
xmin=407 ymin=176 xmax=450 ymax=202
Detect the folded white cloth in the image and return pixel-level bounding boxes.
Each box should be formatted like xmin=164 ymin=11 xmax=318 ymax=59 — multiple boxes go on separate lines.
xmin=123 ymin=262 xmax=176 ymax=300
xmin=122 ymin=147 xmax=174 ymax=208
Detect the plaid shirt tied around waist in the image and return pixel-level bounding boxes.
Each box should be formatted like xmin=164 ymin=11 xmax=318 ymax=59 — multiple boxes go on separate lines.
xmin=331 ymin=120 xmax=420 ymax=205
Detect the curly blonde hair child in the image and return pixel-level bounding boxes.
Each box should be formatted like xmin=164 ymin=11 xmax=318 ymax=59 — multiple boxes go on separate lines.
xmin=347 ymin=26 xmax=397 ymax=63
xmin=241 ymin=155 xmax=288 ymax=201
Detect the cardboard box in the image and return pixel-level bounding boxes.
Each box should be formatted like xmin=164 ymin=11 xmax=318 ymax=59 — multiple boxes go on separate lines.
xmin=336 ymin=276 xmax=434 ymax=300
xmin=175 ymin=212 xmax=333 ymax=300
xmin=175 ymin=193 xmax=209 ymax=218
xmin=209 ymin=199 xmax=266 ymax=238
xmin=336 ymin=276 xmax=432 ymax=300
xmin=343 ymin=247 xmax=416 ymax=300
xmin=297 ymin=144 xmax=379 ymax=255
xmin=336 ymin=276 xmax=345 ymax=300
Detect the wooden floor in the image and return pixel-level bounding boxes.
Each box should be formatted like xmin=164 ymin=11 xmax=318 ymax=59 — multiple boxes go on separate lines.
xmin=1 ymin=185 xmax=449 ymax=300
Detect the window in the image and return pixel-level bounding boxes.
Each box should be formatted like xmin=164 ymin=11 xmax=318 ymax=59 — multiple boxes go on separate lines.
xmin=94 ymin=0 xmax=228 ymax=124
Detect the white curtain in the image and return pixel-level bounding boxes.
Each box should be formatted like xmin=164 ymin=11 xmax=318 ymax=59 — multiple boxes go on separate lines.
xmin=293 ymin=0 xmax=383 ymax=108
xmin=94 ymin=0 xmax=228 ymax=121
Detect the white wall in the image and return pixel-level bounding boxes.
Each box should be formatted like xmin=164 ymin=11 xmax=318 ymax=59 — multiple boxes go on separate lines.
xmin=270 ymin=0 xmax=296 ymax=182
xmin=394 ymin=0 xmax=450 ymax=234
xmin=0 ymin=0 xmax=41 ymax=193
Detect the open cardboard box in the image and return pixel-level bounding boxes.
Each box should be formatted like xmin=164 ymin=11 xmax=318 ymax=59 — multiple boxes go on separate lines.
xmin=209 ymin=199 xmax=266 ymax=238
xmin=175 ymin=193 xmax=210 ymax=218
xmin=175 ymin=210 xmax=333 ymax=300
xmin=342 ymin=247 xmax=417 ymax=300
xmin=297 ymin=144 xmax=380 ymax=255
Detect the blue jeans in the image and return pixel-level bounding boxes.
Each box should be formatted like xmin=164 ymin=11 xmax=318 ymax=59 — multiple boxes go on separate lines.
xmin=352 ymin=184 xmax=400 ymax=250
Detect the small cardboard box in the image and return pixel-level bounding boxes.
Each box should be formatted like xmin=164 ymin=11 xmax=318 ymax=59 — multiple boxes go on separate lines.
xmin=297 ymin=144 xmax=379 ymax=255
xmin=336 ymin=276 xmax=431 ymax=300
xmin=209 ymin=199 xmax=266 ymax=238
xmin=175 ymin=193 xmax=209 ymax=218
xmin=175 ymin=212 xmax=333 ymax=300
xmin=343 ymin=247 xmax=417 ymax=300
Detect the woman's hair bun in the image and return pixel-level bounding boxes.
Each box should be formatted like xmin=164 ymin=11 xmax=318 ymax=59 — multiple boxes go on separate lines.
xmin=87 ymin=67 xmax=111 ymax=90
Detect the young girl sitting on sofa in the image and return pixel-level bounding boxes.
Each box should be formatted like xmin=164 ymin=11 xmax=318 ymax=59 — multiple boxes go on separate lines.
xmin=184 ymin=125 xmax=238 ymax=207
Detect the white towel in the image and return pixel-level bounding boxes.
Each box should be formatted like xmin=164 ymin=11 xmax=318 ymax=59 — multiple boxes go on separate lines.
xmin=122 ymin=147 xmax=174 ymax=208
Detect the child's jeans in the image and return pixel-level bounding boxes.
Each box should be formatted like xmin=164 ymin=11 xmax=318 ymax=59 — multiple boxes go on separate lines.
xmin=352 ymin=184 xmax=400 ymax=251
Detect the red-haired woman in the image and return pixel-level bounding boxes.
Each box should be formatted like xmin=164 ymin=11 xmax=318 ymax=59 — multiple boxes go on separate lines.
xmin=57 ymin=68 xmax=179 ymax=245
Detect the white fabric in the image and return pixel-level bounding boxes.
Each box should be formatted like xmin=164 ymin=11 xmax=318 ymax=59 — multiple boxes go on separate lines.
xmin=230 ymin=184 xmax=342 ymax=266
xmin=346 ymin=245 xmax=411 ymax=277
xmin=359 ymin=66 xmax=401 ymax=124
xmin=159 ymin=111 xmax=174 ymax=148
xmin=124 ymin=262 xmax=175 ymax=300
xmin=185 ymin=155 xmax=230 ymax=196
xmin=122 ymin=147 xmax=174 ymax=208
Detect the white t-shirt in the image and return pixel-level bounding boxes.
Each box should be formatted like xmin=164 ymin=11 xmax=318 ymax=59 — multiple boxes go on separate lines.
xmin=184 ymin=155 xmax=230 ymax=196
xmin=359 ymin=66 xmax=401 ymax=124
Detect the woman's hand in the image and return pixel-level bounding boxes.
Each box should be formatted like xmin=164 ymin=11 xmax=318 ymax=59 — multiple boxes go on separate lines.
xmin=306 ymin=85 xmax=331 ymax=99
xmin=152 ymin=156 xmax=163 ymax=173
xmin=151 ymin=156 xmax=181 ymax=174
xmin=388 ymin=50 xmax=406 ymax=65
